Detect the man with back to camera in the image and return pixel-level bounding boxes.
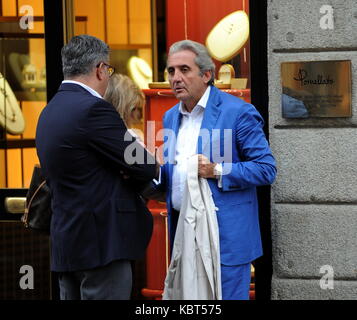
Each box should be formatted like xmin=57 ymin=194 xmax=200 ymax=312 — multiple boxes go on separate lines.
xmin=36 ymin=34 xmax=158 ymax=300
xmin=156 ymin=40 xmax=277 ymax=300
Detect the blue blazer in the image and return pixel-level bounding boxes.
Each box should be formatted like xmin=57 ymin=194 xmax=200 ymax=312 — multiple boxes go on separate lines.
xmin=160 ymin=86 xmax=277 ymax=266
xmin=36 ymin=83 xmax=157 ymax=272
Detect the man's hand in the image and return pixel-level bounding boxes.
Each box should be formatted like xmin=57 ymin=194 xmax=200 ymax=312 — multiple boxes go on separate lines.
xmin=197 ymin=154 xmax=216 ymax=179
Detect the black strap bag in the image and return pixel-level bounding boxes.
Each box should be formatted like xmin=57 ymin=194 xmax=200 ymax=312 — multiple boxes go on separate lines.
xmin=21 ymin=165 xmax=52 ymax=234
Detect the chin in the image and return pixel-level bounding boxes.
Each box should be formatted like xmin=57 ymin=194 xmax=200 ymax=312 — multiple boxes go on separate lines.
xmin=174 ymin=92 xmax=187 ymax=100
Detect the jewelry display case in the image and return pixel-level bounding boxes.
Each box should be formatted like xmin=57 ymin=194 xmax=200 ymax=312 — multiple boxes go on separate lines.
xmin=0 ymin=17 xmax=46 ymax=190
xmin=0 ymin=3 xmax=51 ymax=300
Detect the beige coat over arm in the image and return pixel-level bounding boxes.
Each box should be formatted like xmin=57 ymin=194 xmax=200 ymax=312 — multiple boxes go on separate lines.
xmin=163 ymin=155 xmax=222 ymax=300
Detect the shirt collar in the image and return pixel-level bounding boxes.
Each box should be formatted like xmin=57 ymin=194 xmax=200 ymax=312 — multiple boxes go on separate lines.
xmin=179 ymin=86 xmax=211 ymax=115
xmin=62 ymin=80 xmax=103 ymax=99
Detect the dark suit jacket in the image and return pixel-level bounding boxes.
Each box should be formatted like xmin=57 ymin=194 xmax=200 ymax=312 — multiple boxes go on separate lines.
xmin=36 ymin=83 xmax=157 ymax=272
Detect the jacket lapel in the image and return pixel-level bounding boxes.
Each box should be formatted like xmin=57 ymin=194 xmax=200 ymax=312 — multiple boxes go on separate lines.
xmin=198 ymin=86 xmax=222 ymax=156
xmin=167 ymin=105 xmax=182 ymax=190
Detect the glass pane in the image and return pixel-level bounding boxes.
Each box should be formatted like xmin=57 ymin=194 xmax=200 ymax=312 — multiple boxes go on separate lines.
xmin=18 ymin=0 xmax=44 ymax=16
xmin=21 ymin=101 xmax=46 ymax=139
xmin=166 ymin=0 xmax=251 ymax=91
xmin=6 ymin=149 xmax=22 ymax=187
xmin=0 ymin=149 xmax=5 ymax=187
xmin=0 ymin=222 xmax=51 ymax=300
xmin=0 ymin=0 xmax=46 ymax=188
xmin=73 ymin=0 xmax=154 ymax=135
xmin=1 ymin=0 xmax=17 ymax=16
xmin=22 ymin=148 xmax=39 ymax=187
xmin=0 ymin=0 xmax=50 ymax=301
xmin=74 ymin=0 xmax=153 ymax=87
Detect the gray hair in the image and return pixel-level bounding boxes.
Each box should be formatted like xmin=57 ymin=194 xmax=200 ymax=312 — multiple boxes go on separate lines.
xmin=168 ymin=40 xmax=215 ymax=85
xmin=61 ymin=34 xmax=110 ymax=78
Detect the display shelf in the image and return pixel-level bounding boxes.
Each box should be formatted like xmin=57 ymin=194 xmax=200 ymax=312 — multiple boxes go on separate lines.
xmin=0 ymin=138 xmax=35 ymax=149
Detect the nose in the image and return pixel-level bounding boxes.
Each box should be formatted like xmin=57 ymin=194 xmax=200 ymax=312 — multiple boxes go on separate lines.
xmin=170 ymin=70 xmax=182 ymax=83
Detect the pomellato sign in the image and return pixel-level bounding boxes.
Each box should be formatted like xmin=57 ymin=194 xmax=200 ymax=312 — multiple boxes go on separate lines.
xmin=281 ymin=60 xmax=351 ymax=118
xmin=294 ymin=69 xmax=334 ymax=86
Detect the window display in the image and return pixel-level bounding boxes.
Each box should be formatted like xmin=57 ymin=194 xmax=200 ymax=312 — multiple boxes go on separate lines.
xmin=206 ymin=10 xmax=250 ymax=62
xmin=0 ymin=1 xmax=46 ymax=188
xmin=128 ymin=56 xmax=153 ymax=89
xmin=0 ymin=72 xmax=25 ymax=134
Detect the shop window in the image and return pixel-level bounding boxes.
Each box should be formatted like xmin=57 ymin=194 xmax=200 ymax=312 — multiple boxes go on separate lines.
xmin=72 ymin=0 xmax=158 ymax=136
xmin=0 ymin=0 xmax=52 ymax=301
xmin=166 ymin=0 xmax=250 ymax=89
xmin=0 ymin=0 xmax=46 ymax=188
xmin=73 ymin=0 xmax=153 ymax=84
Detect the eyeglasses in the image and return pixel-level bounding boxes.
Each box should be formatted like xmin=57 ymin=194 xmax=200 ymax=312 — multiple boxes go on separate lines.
xmin=96 ymin=62 xmax=115 ymax=77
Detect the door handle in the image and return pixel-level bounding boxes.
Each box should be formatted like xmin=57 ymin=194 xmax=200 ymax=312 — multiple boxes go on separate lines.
xmin=4 ymin=197 xmax=26 ymax=214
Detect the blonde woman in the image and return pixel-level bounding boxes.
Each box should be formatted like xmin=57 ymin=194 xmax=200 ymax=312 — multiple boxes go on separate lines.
xmin=105 ymin=73 xmax=165 ymax=202
xmin=104 ymin=73 xmax=145 ymax=142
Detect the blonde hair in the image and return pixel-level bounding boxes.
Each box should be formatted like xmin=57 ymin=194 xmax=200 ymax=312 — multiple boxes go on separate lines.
xmin=104 ymin=73 xmax=145 ymax=128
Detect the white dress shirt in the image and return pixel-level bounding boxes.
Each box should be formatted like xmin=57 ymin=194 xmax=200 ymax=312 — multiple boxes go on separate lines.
xmin=171 ymin=86 xmax=211 ymax=211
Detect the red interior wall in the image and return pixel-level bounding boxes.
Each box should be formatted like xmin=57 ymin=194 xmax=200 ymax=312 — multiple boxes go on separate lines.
xmin=165 ymin=0 xmax=250 ymax=81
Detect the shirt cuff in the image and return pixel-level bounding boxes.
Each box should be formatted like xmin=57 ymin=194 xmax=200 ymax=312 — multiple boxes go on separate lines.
xmin=214 ymin=163 xmax=223 ymax=188
xmin=153 ymin=167 xmax=161 ymax=185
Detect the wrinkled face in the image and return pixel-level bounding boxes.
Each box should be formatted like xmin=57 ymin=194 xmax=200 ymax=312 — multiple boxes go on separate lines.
xmin=167 ymin=50 xmax=211 ymax=111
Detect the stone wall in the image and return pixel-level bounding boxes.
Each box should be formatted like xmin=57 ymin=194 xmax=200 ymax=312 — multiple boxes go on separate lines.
xmin=268 ymin=0 xmax=357 ymax=299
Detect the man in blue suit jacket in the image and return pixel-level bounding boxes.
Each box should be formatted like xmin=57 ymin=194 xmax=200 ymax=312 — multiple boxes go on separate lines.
xmin=159 ymin=40 xmax=276 ymax=299
xmin=36 ymin=35 xmax=158 ymax=299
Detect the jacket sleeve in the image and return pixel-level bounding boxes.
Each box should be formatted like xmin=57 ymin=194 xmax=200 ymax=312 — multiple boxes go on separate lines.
xmin=86 ymin=100 xmax=157 ymax=182
xmin=220 ymin=104 xmax=277 ymax=191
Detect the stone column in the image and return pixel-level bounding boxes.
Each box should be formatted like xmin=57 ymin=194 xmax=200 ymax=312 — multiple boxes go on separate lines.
xmin=268 ymin=0 xmax=357 ymax=299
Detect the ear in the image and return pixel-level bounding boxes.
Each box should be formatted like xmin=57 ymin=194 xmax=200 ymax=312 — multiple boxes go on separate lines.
xmin=202 ymin=70 xmax=212 ymax=84
xmin=96 ymin=63 xmax=105 ymax=81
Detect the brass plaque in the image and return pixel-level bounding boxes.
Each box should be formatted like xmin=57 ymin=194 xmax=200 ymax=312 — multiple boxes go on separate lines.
xmin=281 ymin=60 xmax=352 ymax=118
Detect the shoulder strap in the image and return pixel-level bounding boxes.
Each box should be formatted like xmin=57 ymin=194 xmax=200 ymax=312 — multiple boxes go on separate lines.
xmin=21 ymin=180 xmax=47 ymax=228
